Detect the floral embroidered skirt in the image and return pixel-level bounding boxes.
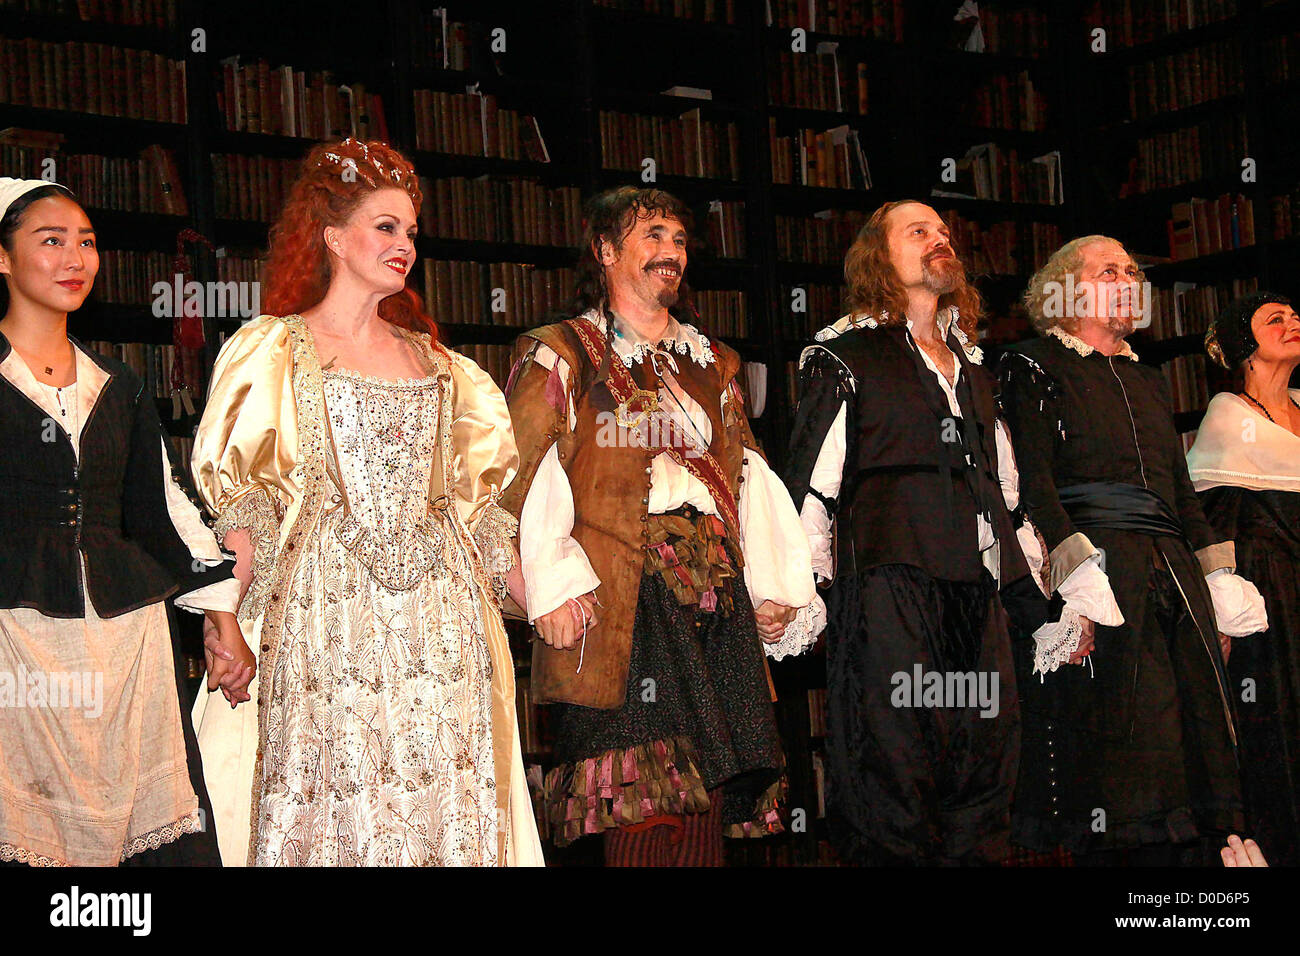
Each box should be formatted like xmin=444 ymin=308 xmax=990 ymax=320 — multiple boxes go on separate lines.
xmin=255 ymin=507 xmax=499 ymax=866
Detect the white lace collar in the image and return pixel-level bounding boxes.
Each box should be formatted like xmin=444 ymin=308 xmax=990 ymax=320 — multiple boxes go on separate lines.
xmin=814 ymin=307 xmax=982 ymax=364
xmin=1046 ymin=325 xmax=1139 ymax=362
xmin=582 ymin=308 xmax=716 ymax=369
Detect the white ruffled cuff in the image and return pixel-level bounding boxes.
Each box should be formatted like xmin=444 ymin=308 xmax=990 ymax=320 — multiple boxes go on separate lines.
xmin=1030 ymin=607 xmax=1086 ymax=680
xmin=1057 ymin=555 xmax=1125 ymax=627
xmin=763 ymin=595 xmax=827 ymax=661
xmin=1206 ymin=569 xmax=1269 ymax=637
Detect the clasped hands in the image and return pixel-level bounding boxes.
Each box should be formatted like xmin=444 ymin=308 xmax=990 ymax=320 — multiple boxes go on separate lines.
xmin=203 ymin=612 xmax=257 ymax=709
xmin=534 ymin=593 xmax=796 ymax=647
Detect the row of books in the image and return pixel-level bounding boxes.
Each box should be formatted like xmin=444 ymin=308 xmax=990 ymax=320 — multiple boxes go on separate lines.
xmin=417 ymin=176 xmax=582 ymax=248
xmin=0 ymin=37 xmax=187 ymax=123
xmin=969 ymin=6 xmax=1050 ymax=57
xmin=931 ymin=144 xmax=1064 ymax=207
xmin=215 ymin=251 xmax=260 ymax=286
xmin=1163 ymin=353 xmax=1210 ymax=416
xmin=407 ymin=8 xmax=504 ymax=74
xmin=766 ymin=0 xmax=905 ymax=43
xmin=1167 ymin=193 xmax=1256 ymax=260
xmin=1125 ymin=38 xmax=1241 ymax=121
xmin=1261 ymin=32 xmax=1300 ymax=87
xmin=1121 ymin=115 xmax=1248 ymax=195
xmin=1147 ymin=276 xmax=1258 ymax=340
xmin=778 ymin=282 xmax=839 ymax=340
xmin=766 ymin=49 xmax=869 ymax=115
xmin=0 ymin=0 xmax=178 ymax=25
xmin=1083 ymin=0 xmax=1239 ymax=46
xmin=703 ymin=199 xmax=746 ymax=259
xmin=808 ymin=686 xmax=827 ymax=738
xmin=217 ymin=58 xmax=389 ymax=142
xmin=942 ymin=214 xmax=1062 ymax=277
xmin=775 ymin=208 xmax=865 ymax=265
xmin=600 ymin=109 xmax=741 ymax=181
xmin=92 ymin=248 xmax=171 ymax=305
xmin=594 ymin=0 xmax=737 ymax=23
xmin=412 ymin=89 xmax=549 ymax=163
xmin=688 ymin=288 xmax=748 ymax=338
xmin=0 ymin=137 xmax=186 ymax=214
xmin=422 ymin=259 xmax=576 ymax=328
xmin=1269 ymin=187 xmax=1300 ymax=240
xmin=450 ymin=342 xmax=514 ymax=393
xmin=81 ymin=339 xmax=200 ymax=400
xmin=769 ymin=121 xmax=871 ymax=190
xmin=210 ymin=152 xmax=297 ymax=222
xmin=969 ymin=71 xmax=1048 ymax=133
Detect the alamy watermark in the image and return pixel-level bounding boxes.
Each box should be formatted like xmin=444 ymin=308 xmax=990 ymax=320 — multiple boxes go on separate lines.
xmin=0 ymin=666 xmax=103 ymax=718
xmin=151 ymin=274 xmax=261 ymax=319
xmin=1040 ymin=276 xmax=1152 ymax=327
xmin=891 ymin=665 xmax=1000 ymax=718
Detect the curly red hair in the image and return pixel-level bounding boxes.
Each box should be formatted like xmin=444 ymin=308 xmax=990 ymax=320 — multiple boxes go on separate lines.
xmin=843 ymin=200 xmax=983 ymax=339
xmin=261 ymin=138 xmax=437 ymax=341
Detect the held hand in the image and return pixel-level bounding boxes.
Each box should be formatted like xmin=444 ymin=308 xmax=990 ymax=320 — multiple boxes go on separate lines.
xmin=1069 ymin=616 xmax=1096 ymax=665
xmin=1219 ymin=631 xmax=1232 ymax=665
xmin=204 ymin=613 xmax=256 ymax=708
xmin=535 ymin=592 xmax=597 ymax=650
xmin=1221 ymin=834 xmax=1267 ymax=867
xmin=754 ymin=600 xmax=795 ymax=644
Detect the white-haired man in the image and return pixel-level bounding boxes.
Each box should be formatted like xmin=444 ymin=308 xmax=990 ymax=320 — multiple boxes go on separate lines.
xmin=997 ymin=235 xmax=1268 ymax=865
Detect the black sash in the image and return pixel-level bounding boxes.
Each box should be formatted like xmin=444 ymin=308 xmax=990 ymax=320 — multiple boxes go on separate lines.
xmin=1057 ymin=482 xmax=1184 ymax=538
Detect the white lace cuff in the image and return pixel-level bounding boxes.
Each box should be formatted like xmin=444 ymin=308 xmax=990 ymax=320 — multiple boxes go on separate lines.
xmin=763 ymin=595 xmax=827 ymax=661
xmin=1031 ymin=606 xmax=1085 ymax=680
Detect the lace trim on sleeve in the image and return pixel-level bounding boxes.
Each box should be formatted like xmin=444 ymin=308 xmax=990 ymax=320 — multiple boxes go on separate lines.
xmin=214 ymin=486 xmax=281 ymax=621
xmin=763 ymin=595 xmax=827 ymax=661
xmin=1031 ymin=607 xmax=1085 ymax=680
xmin=474 ymin=491 xmax=519 ymax=603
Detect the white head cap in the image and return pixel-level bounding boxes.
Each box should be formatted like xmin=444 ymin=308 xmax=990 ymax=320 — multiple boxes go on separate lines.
xmin=0 ymin=178 xmax=71 ymax=226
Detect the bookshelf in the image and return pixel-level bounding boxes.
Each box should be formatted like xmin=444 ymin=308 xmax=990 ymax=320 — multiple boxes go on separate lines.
xmin=4 ymin=0 xmax=1287 ymax=864
xmin=1075 ymin=0 xmax=1300 ymax=439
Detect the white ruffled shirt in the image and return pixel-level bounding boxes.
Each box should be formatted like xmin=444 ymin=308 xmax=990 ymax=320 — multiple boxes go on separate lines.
xmin=517 ymin=310 xmax=825 ymax=658
xmin=798 ymin=311 xmax=1126 ymax=676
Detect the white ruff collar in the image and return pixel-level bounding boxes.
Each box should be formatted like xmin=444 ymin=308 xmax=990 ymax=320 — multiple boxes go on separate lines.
xmin=814 ymin=307 xmax=983 ymax=364
xmin=1187 ymin=390 xmax=1300 ymax=493
xmin=1045 ymin=325 xmax=1139 ymax=362
xmin=583 ymin=308 xmax=716 ymax=369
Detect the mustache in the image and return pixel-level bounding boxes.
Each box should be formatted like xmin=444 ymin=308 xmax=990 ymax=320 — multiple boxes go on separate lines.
xmin=645 ymin=259 xmax=682 ymax=274
xmin=923 ymin=247 xmax=958 ymax=266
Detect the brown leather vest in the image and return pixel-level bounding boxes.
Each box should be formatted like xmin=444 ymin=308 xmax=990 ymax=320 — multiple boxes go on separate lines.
xmin=502 ymin=319 xmax=756 ymax=708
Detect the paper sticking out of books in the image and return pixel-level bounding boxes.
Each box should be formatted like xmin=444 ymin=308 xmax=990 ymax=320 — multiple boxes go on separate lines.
xmin=662 ymin=86 xmax=713 ymax=100
xmin=931 ymin=143 xmax=1063 ymax=205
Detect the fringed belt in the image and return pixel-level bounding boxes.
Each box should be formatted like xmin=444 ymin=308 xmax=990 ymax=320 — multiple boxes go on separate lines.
xmin=1057 ymin=482 xmax=1184 ymax=538
xmin=643 ymin=505 xmax=738 ymax=614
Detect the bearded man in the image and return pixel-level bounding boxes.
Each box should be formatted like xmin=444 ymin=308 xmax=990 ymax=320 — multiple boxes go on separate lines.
xmin=784 ymin=201 xmax=1051 ymax=865
xmin=502 ymin=187 xmax=822 ymax=866
xmin=997 ymin=235 xmax=1268 ymax=864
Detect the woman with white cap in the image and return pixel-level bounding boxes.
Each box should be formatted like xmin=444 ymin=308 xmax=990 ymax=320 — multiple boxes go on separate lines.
xmin=0 ymin=177 xmax=248 ymax=866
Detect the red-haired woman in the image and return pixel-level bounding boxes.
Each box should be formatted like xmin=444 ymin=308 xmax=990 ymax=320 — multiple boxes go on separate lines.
xmin=189 ymin=139 xmax=543 ymax=866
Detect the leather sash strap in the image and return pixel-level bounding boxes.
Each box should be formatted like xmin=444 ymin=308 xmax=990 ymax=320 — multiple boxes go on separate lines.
xmin=568 ymin=316 xmax=742 ymax=537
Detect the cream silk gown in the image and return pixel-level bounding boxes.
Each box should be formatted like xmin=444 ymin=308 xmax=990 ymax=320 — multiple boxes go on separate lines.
xmin=189 ymin=314 xmax=543 ymax=866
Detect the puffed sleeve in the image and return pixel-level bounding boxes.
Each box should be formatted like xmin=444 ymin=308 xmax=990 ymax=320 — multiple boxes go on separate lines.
xmin=446 ymin=349 xmax=521 ymax=587
xmin=190 ymin=316 xmax=299 ymax=619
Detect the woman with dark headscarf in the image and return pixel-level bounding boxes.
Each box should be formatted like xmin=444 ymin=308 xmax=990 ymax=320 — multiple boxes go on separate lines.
xmin=1188 ymin=291 xmax=1300 ymax=864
